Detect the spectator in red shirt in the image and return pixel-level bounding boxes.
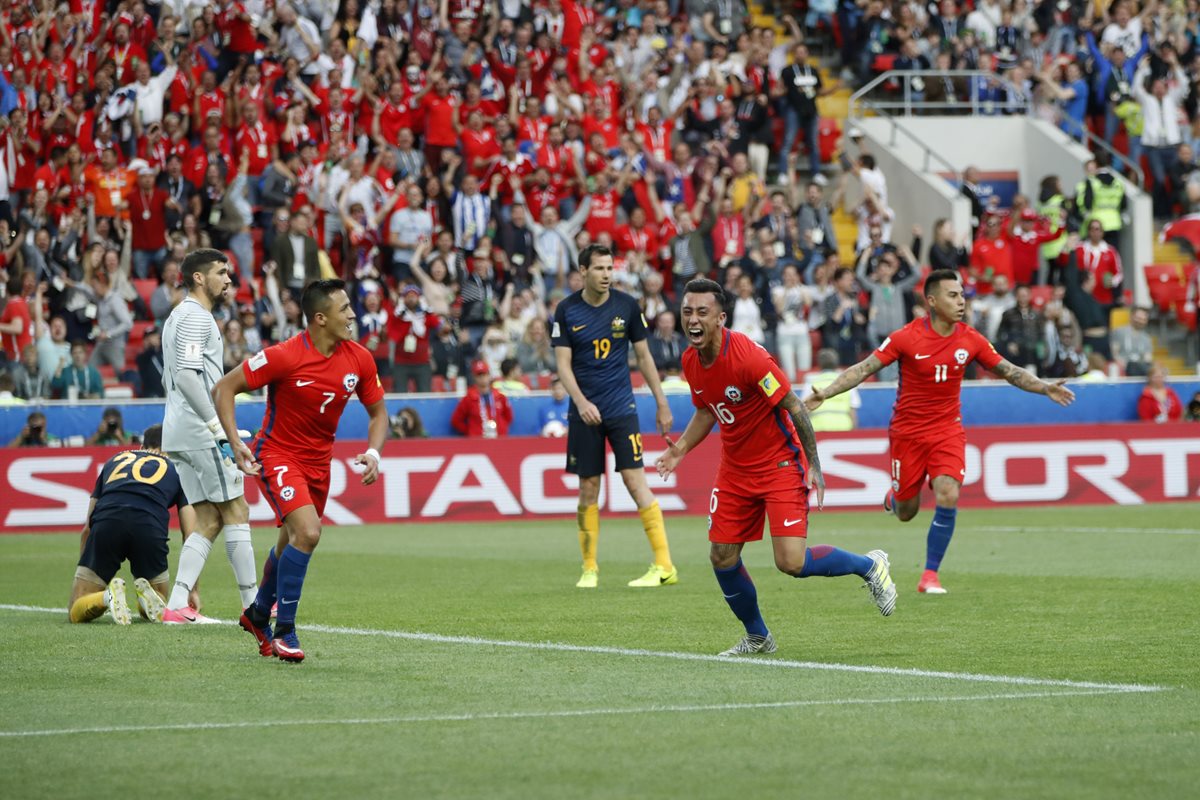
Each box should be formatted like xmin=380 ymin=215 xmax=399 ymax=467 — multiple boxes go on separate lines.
xmin=417 ymin=72 xmax=460 ymax=171
xmin=1075 ymin=219 xmax=1124 ymax=307
xmin=390 ymin=283 xmax=442 ymax=393
xmin=1137 ymin=364 xmax=1183 ymax=423
xmin=969 ymin=214 xmax=1016 ymax=296
xmin=128 ymin=164 xmax=175 ymax=279
xmin=0 ymin=290 xmax=33 ymax=363
xmin=215 ymin=0 xmax=260 ymax=79
xmin=451 ymin=359 xmax=513 ymax=437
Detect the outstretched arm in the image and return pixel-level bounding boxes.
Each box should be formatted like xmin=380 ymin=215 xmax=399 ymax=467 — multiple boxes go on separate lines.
xmin=778 ymin=391 xmax=825 ymax=509
xmin=989 ymin=358 xmax=1076 ymax=406
xmin=804 ymin=353 xmax=885 ymax=410
xmin=654 ymin=407 xmax=717 ymax=478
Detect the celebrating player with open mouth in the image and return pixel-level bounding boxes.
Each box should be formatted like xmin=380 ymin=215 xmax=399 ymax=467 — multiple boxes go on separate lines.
xmin=656 ymin=279 xmax=896 ymax=657
xmin=805 ymin=269 xmax=1076 ymax=595
xmin=213 ymin=279 xmax=389 ymax=663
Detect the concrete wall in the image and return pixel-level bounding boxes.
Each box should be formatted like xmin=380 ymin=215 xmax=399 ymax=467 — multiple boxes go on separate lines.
xmin=853 ymin=118 xmax=972 ymax=246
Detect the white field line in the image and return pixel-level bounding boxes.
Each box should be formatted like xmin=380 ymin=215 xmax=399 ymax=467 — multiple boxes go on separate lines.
xmin=973 ymin=526 xmax=1199 ymax=535
xmin=0 ymin=689 xmax=1146 ymax=739
xmin=1 ymin=604 xmax=1166 ymax=694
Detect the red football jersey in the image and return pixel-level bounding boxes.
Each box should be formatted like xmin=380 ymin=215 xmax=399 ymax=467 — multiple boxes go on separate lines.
xmin=243 ymin=332 xmax=384 ymax=466
xmin=874 ymin=318 xmax=1003 ymax=439
xmin=681 ymin=329 xmax=806 ymax=476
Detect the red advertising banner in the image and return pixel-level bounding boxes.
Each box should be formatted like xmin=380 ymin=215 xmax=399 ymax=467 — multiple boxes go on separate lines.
xmin=1 ymin=424 xmax=1198 ymax=532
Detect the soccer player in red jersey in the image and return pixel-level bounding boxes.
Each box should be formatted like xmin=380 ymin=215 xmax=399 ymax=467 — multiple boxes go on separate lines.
xmin=656 ymin=279 xmax=896 ymax=656
xmin=805 ymin=269 xmax=1075 ymax=595
xmin=213 ymin=280 xmax=389 ymax=663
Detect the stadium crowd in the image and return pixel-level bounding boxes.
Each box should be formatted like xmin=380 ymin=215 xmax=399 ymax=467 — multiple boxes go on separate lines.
xmin=0 ymin=0 xmax=1197 ymax=425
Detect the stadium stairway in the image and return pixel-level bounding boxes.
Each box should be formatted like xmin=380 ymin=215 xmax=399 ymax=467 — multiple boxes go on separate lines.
xmin=1146 ymin=239 xmax=1193 ymax=375
xmin=747 ymin=0 xmax=857 ymax=262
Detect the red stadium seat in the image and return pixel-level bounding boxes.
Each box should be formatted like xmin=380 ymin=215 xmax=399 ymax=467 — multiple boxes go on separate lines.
xmin=1029 ymin=285 xmax=1055 ymax=309
xmin=1144 ymin=264 xmax=1186 ymax=313
xmin=431 ymin=375 xmax=447 ymax=393
xmin=132 ymin=279 xmax=157 ymax=315
xmin=818 ymin=117 xmax=841 ymax=163
xmin=129 ymin=320 xmax=155 ymax=346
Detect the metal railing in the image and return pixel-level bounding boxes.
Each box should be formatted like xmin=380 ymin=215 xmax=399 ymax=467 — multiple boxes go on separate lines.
xmin=848 ymin=70 xmax=1145 ymax=189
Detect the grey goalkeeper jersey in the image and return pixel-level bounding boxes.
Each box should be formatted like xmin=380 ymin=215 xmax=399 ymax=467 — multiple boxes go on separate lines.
xmin=161 ymin=295 xmax=225 ymax=452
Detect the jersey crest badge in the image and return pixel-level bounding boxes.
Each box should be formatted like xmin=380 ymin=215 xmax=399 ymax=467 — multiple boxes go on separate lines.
xmin=280 ymin=486 xmax=295 ymax=501
xmin=954 ymin=348 xmax=969 ymax=365
xmin=757 ymin=372 xmax=780 ymax=398
xmin=611 ymin=316 xmax=626 ymax=338
xmin=343 ymin=373 xmax=359 ymax=392
xmin=248 ymin=350 xmax=268 ymax=372
xmin=724 ymin=385 xmax=743 ymax=403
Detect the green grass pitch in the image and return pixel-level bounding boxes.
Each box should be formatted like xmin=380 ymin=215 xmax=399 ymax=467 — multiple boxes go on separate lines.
xmin=1 ymin=504 xmax=1198 ymax=799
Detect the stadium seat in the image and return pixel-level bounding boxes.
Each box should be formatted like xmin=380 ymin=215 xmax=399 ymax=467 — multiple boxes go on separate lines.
xmin=1144 ymin=264 xmax=1186 ymax=313
xmin=106 ymin=384 xmax=135 ymax=399
xmin=1029 ymin=285 xmax=1054 ymax=309
xmin=132 ymin=279 xmax=157 ymax=315
xmin=129 ymin=320 xmax=154 ymax=346
xmin=97 ymin=364 xmax=116 ymax=383
xmin=630 ymin=371 xmax=646 ymax=389
xmin=431 ymin=375 xmax=447 ymax=393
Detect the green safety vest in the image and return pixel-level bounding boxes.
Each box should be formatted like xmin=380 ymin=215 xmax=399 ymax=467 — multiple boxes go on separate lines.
xmin=808 ymin=371 xmax=855 ymax=432
xmin=1039 ymin=194 xmax=1067 ymax=260
xmin=1088 ymin=177 xmax=1124 ymax=232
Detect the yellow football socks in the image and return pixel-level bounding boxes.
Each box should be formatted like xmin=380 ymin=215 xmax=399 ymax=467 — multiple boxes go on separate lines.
xmin=578 ymin=504 xmax=599 ymax=571
xmin=638 ymin=501 xmax=673 ymax=570
xmin=69 ymin=592 xmax=108 ymax=624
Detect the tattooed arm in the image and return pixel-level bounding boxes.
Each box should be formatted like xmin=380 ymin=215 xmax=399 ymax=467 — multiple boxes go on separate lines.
xmin=803 ymin=353 xmax=886 ymax=412
xmin=779 ymin=391 xmax=826 ymax=509
xmin=990 ymin=359 xmax=1076 ymax=406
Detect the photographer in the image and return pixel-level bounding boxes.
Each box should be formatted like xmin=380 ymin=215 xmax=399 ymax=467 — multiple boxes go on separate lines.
xmin=87 ymin=407 xmax=131 ymax=447
xmin=9 ymin=411 xmax=58 ymax=448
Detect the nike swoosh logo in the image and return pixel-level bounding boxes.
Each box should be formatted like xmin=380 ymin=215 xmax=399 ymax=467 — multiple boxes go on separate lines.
xmin=280 ymin=598 xmax=298 ymax=605
xmin=694 ymin=389 xmax=704 ymax=394
xmin=295 ymin=380 xmax=315 ymax=387
xmin=931 ymin=522 xmax=950 ymax=527
xmin=914 ymin=354 xmax=932 ymax=360
xmin=722 ymin=593 xmax=741 ymax=599
xmin=571 ymin=324 xmax=587 ymax=331
xmin=783 ymin=518 xmax=804 ymax=527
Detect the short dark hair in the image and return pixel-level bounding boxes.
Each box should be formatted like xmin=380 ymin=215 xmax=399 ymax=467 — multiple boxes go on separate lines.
xmin=682 ymin=277 xmax=725 ymax=306
xmin=924 ymin=268 xmax=962 ymax=298
xmin=500 ymin=357 xmax=519 ymax=377
xmin=301 ymin=279 xmax=347 ymax=321
xmin=142 ymin=424 xmax=163 ymax=450
xmin=578 ymin=244 xmax=612 ymax=270
xmin=860 ymin=154 xmax=876 ymax=170
xmin=180 ymin=248 xmax=229 ymax=289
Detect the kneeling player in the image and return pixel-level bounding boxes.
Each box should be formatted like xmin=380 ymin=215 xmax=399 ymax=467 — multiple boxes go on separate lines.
xmin=214 ymin=279 xmax=389 ymax=663
xmin=655 ymin=280 xmax=896 ymax=655
xmin=69 ymin=425 xmax=198 ymax=625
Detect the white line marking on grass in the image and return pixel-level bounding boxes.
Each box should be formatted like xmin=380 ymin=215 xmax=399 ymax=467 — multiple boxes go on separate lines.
xmin=974 ymin=526 xmax=1199 ymax=535
xmin=0 ymin=604 xmax=1167 ymax=693
xmin=0 ymin=689 xmax=1147 ymax=739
